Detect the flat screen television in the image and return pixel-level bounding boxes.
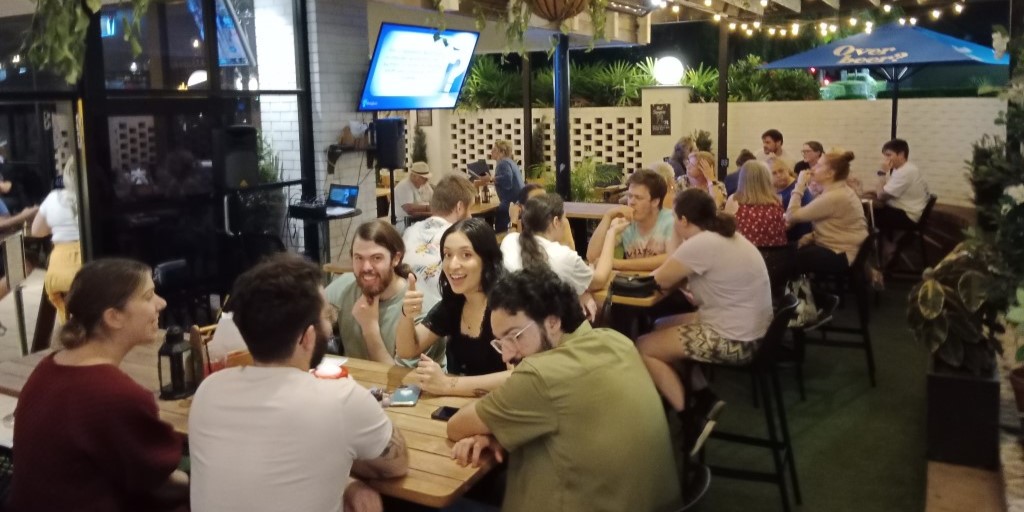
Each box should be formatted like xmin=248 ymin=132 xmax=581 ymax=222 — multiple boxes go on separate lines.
xmin=359 ymin=23 xmax=480 ymax=111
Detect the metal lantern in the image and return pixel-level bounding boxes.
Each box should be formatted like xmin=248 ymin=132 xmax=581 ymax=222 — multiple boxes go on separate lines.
xmin=158 ymin=326 xmax=196 ymax=400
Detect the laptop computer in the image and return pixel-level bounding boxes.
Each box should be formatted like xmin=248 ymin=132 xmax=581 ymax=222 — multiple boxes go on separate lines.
xmin=467 ymin=160 xmax=490 ymax=178
xmin=326 ymin=184 xmax=359 ymax=216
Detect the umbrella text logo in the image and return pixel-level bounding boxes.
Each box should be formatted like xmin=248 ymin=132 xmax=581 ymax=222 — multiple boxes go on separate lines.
xmin=833 ymin=45 xmax=909 ymax=65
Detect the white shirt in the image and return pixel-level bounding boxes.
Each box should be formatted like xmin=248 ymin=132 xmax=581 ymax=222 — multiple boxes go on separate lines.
xmin=38 ymin=190 xmax=79 ymax=243
xmin=393 ymin=178 xmax=434 ymax=232
xmin=189 ymin=366 xmax=392 ymax=512
xmin=500 ymin=232 xmax=593 ymax=296
xmin=883 ymin=160 xmax=930 ymax=222
xmin=402 ymin=216 xmax=452 ymax=314
xmin=670 ymin=231 xmax=772 ymax=342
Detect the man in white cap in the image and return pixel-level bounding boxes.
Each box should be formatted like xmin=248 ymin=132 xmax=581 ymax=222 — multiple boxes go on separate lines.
xmin=393 ymin=161 xmax=434 ymax=233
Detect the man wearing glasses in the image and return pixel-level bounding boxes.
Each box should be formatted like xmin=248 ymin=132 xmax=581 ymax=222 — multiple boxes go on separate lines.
xmin=446 ymin=268 xmax=681 ymax=512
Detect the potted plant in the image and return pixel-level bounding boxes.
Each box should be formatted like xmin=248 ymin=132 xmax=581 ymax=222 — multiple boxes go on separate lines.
xmin=907 ymin=235 xmax=1012 ymax=469
xmin=434 ymin=0 xmax=610 ymax=52
xmin=1006 ymin=287 xmax=1024 ymax=429
xmin=236 ymin=134 xmax=286 ymax=236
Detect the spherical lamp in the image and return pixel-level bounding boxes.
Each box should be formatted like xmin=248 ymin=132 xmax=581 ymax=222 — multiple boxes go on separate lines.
xmin=653 ymin=56 xmax=685 ymax=86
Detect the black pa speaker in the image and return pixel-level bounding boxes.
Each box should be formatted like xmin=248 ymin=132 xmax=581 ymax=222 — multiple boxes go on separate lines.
xmin=374 ymin=118 xmax=406 ymax=170
xmin=214 ymin=125 xmax=260 ymax=190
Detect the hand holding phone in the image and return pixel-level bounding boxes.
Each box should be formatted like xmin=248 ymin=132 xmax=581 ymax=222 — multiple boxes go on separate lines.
xmin=431 ymin=406 xmax=460 ymax=422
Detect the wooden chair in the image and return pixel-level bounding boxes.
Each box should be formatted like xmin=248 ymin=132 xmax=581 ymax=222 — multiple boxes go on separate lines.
xmin=189 ymin=323 xmax=253 ymax=384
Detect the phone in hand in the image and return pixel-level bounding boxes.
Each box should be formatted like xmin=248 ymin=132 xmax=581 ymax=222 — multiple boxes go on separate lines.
xmin=390 ymin=385 xmax=421 ymax=407
xmin=431 ymin=406 xmax=460 ymax=422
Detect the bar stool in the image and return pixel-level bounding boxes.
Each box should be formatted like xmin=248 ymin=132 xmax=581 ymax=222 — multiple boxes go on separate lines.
xmin=695 ymin=294 xmax=801 ymax=512
xmin=811 ymin=230 xmax=879 ymax=387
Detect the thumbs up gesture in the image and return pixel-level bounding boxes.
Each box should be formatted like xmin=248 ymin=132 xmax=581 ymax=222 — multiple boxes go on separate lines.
xmin=403 ymin=273 xmax=424 ymax=317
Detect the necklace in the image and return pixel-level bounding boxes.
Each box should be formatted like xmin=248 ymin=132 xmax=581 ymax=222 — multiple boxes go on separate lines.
xmin=461 ymin=300 xmax=485 ymax=337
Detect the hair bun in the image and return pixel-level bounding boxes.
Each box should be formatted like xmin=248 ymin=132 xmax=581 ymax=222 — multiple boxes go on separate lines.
xmin=842 ymin=151 xmax=855 ymax=162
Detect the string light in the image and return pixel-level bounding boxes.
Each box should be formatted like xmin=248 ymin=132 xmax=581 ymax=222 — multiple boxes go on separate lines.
xmin=728 ymin=22 xmax=737 ymax=30
xmin=753 ymin=21 xmax=761 ymax=29
xmin=791 ymin=23 xmax=799 ymax=35
xmin=671 ymin=4 xmax=680 ymax=13
xmin=865 ymin=20 xmax=873 ymax=28
xmin=768 ymin=27 xmax=777 ymax=35
xmin=898 ymin=17 xmax=906 ymax=25
xmin=745 ymin=28 xmax=754 ymax=36
xmin=909 ymin=16 xmax=917 ymax=25
xmin=759 ymin=0 xmax=768 ymax=6
xmin=829 ymin=24 xmax=837 ymax=33
xmin=883 ymin=3 xmax=892 ymax=12
xmin=930 ymin=8 xmax=941 ymax=19
xmin=741 ymin=22 xmax=748 ymax=30
xmin=704 ymin=0 xmax=712 ymax=6
xmin=819 ymin=21 xmax=827 ymax=30
xmin=954 ymin=2 xmax=964 ymax=13
xmin=713 ymin=13 xmax=722 ymax=21
xmin=780 ymin=29 xmax=787 ymax=36
xmin=849 ymin=17 xmax=858 ymax=26
xmin=865 ymin=25 xmax=872 ymax=34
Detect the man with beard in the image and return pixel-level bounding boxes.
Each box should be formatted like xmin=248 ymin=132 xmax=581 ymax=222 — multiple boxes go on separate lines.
xmin=189 ymin=253 xmax=407 ymax=512
xmin=327 ymin=219 xmax=445 ymax=366
xmin=447 ymin=268 xmax=681 ymax=512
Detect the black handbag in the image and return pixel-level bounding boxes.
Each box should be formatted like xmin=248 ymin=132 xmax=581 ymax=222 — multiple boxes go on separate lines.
xmin=609 ymin=274 xmax=659 ymax=298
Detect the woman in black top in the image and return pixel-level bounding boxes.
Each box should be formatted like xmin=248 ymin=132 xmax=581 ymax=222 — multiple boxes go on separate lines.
xmin=396 ymin=218 xmax=509 ymax=396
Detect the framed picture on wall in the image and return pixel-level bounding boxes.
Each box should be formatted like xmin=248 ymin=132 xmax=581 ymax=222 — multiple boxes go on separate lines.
xmin=416 ymin=110 xmax=433 ymax=127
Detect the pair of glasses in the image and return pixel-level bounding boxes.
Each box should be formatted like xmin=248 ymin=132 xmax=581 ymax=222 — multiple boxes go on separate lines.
xmin=490 ymin=322 xmax=535 ymax=354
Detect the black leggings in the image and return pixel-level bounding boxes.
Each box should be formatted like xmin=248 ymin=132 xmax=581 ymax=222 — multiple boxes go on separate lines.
xmin=796 ymin=244 xmax=849 ymax=303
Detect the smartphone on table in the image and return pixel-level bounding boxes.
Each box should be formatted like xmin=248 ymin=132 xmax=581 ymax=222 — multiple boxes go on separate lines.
xmin=431 ymin=406 xmax=460 ymax=422
xmin=389 ymin=385 xmax=421 ymax=407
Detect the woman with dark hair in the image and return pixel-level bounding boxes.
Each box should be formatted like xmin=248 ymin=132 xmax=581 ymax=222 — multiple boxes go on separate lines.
xmin=786 ymin=150 xmax=868 ymax=275
xmin=397 ymin=218 xmax=511 ymax=396
xmin=501 ymin=194 xmax=620 ymax=302
xmin=794 ymin=140 xmax=825 ymax=174
xmin=637 ymin=189 xmax=773 ymax=413
xmin=507 ymin=183 xmax=576 ymax=250
xmin=8 ymin=259 xmax=188 ymax=511
xmin=668 ymin=136 xmax=696 ymax=179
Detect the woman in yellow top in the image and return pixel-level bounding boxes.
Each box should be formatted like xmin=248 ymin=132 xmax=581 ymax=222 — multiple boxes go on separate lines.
xmin=32 ymin=159 xmax=82 ymax=323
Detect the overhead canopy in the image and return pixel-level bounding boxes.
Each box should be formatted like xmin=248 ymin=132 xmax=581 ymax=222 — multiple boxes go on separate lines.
xmin=761 ymin=23 xmax=1008 ymax=70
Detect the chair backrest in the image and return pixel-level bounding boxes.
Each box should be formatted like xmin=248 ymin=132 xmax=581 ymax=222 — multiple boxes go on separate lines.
xmin=850 ymin=229 xmax=878 ymax=274
xmin=918 ymin=194 xmax=938 ymax=227
xmin=759 ymin=245 xmax=795 ymax=300
xmin=754 ymin=293 xmax=800 ymax=368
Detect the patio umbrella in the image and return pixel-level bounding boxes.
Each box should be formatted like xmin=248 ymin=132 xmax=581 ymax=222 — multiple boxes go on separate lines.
xmin=762 ymin=23 xmax=1008 ymax=139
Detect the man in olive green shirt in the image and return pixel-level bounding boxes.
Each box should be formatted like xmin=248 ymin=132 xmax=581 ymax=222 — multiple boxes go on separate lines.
xmin=447 ymin=268 xmax=681 ymax=512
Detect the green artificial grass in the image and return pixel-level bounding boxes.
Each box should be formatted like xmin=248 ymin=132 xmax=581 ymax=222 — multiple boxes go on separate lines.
xmin=696 ymin=283 xmax=928 ymax=512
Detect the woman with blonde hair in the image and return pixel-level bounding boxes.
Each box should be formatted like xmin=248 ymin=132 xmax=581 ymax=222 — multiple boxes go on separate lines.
xmin=651 ymin=161 xmax=679 ymax=204
xmin=485 ymin=139 xmax=523 ymax=232
xmin=32 ymin=157 xmax=83 ymax=323
xmin=724 ymin=160 xmax=787 ymax=248
xmin=684 ymin=151 xmax=726 ymax=209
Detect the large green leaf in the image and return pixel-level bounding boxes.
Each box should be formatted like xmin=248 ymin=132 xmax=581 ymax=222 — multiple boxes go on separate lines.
xmin=918 ymin=314 xmax=950 ymax=354
xmin=916 ymin=279 xmax=946 ymax=320
xmin=936 ymin=332 xmax=965 ymax=367
xmin=957 ymin=270 xmax=989 ymax=312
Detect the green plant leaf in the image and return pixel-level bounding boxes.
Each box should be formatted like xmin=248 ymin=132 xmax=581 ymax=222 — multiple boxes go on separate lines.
xmin=1015 ymin=344 xmax=1024 ymax=363
xmin=936 ymin=331 xmax=964 ymax=367
xmin=916 ymin=279 xmax=946 ymax=320
xmin=1016 ymin=286 xmax=1024 ymax=306
xmin=85 ymin=0 xmax=101 ymax=13
xmin=957 ymin=270 xmax=989 ymax=312
xmin=920 ymin=314 xmax=950 ymax=354
xmin=1008 ymin=306 xmax=1024 ymax=325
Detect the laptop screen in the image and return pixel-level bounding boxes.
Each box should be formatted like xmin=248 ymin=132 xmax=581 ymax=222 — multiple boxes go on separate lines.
xmin=328 ymin=185 xmax=359 ymax=207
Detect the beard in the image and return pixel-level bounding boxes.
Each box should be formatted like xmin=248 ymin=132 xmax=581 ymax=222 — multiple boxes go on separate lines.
xmin=357 ymin=269 xmax=394 ymax=298
xmin=509 ymin=329 xmax=555 ymax=367
xmin=309 ymin=324 xmax=331 ymax=370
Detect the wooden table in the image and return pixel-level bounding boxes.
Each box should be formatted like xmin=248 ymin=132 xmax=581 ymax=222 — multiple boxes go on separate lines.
xmin=0 ymin=347 xmax=492 ymax=508
xmin=563 ymin=201 xmax=620 ymax=220
xmin=376 ymin=188 xmax=391 ymax=199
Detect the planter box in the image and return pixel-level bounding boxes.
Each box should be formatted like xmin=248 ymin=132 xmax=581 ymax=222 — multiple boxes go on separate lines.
xmin=927 ymin=362 xmax=1000 ymax=470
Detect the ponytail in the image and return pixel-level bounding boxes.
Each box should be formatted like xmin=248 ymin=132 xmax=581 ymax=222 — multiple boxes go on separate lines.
xmin=711 ymin=212 xmax=737 ymax=237
xmin=519 ymin=194 xmax=565 ymax=269
xmin=59 ymin=317 xmax=88 ymax=349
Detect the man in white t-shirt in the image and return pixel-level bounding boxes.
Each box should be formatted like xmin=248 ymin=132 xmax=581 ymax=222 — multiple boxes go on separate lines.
xmin=189 ymin=254 xmax=408 ymax=512
xmin=393 ymin=161 xmax=434 ymax=233
xmin=402 ymin=174 xmax=476 ymax=315
xmin=874 ymin=138 xmax=930 ymax=226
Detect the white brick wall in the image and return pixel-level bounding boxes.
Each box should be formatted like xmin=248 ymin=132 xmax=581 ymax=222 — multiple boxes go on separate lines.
xmin=435 ymin=97 xmax=1006 ymax=208
xmin=308 ymin=0 xmax=376 ymax=264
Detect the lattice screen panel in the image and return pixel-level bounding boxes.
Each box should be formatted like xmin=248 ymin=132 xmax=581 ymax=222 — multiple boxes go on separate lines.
xmin=448 ymin=111 xmax=642 ymax=174
xmin=51 ymin=113 xmax=74 ymax=172
xmin=108 ymin=116 xmax=157 ymax=174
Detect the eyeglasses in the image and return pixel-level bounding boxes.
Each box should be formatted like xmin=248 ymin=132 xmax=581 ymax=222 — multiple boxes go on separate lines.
xmin=490 ymin=322 xmax=535 ymax=354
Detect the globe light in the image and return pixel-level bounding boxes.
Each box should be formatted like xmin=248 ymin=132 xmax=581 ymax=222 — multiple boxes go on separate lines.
xmin=652 ymin=56 xmax=685 ymax=86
